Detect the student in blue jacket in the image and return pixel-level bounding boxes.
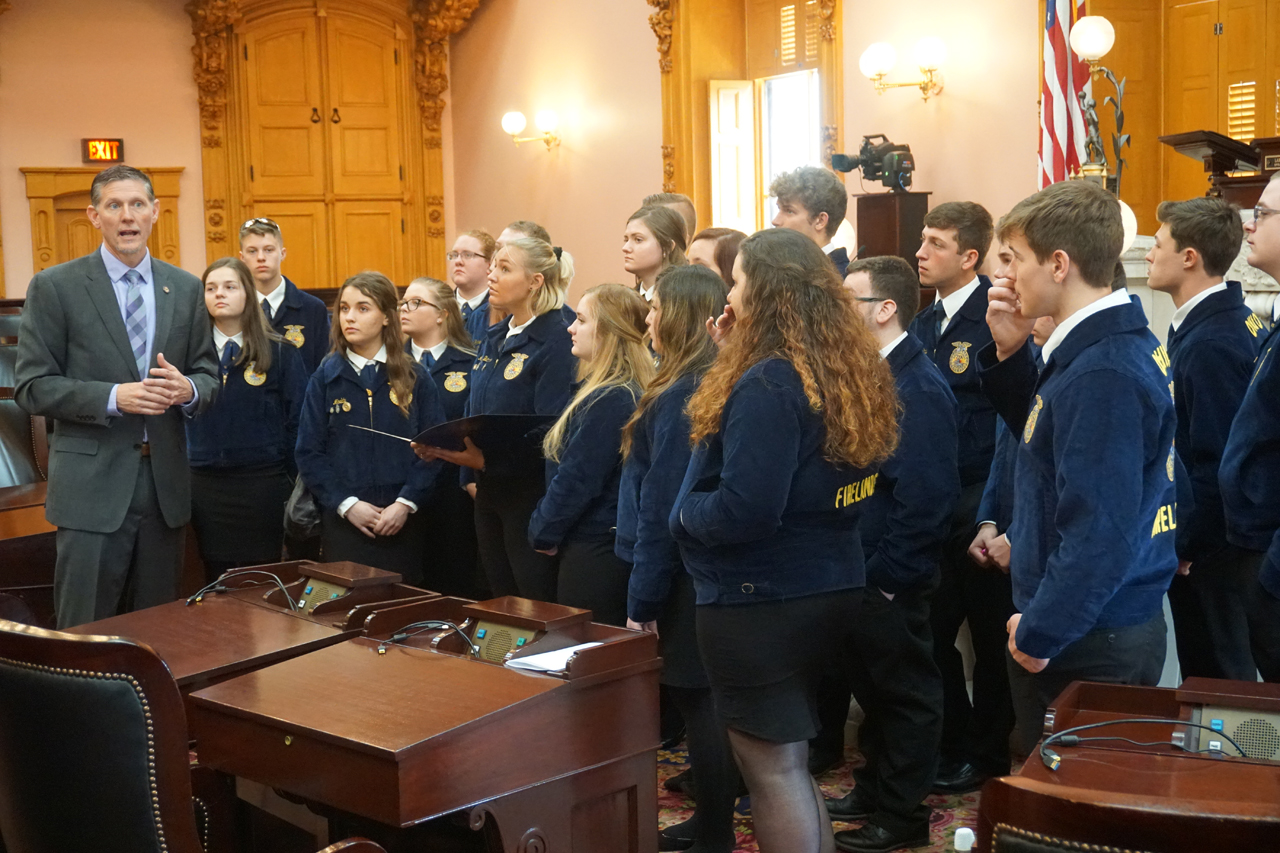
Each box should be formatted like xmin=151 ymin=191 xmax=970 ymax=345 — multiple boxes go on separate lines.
xmin=1221 ymin=171 xmax=1280 ymax=682
xmin=620 ymin=264 xmax=734 ymax=853
xmin=447 ymin=229 xmax=497 ymax=344
xmin=979 ymin=180 xmax=1178 ymax=757
xmin=188 ymin=257 xmax=307 ymax=581
xmin=622 ymin=205 xmax=688 ymax=302
xmin=295 ymin=272 xmax=445 ymax=581
xmin=670 ymin=228 xmax=899 ymax=853
xmin=239 ymin=218 xmax=330 ymax=376
xmin=1145 ymin=197 xmax=1261 ymax=681
xmin=822 ymin=256 xmax=958 ymax=853
xmin=528 ymin=283 xmax=653 ymax=625
xmin=400 ymin=276 xmax=480 ymax=597
xmin=414 ymin=237 xmax=575 ymax=602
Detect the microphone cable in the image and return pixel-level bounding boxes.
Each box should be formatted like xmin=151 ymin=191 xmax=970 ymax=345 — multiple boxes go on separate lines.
xmin=376 ymin=620 xmax=479 ymax=658
xmin=1039 ymin=716 xmax=1247 ymax=771
xmin=184 ymin=570 xmax=299 ymax=612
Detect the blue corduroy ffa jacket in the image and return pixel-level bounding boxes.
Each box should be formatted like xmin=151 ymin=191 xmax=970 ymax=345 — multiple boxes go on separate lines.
xmin=266 ymin=277 xmax=331 ymax=377
xmin=528 ymin=383 xmax=640 ymax=551
xmin=860 ymin=333 xmax=960 ymax=594
xmin=620 ymin=372 xmax=700 ymax=623
xmin=1221 ymin=312 xmax=1280 ymax=596
xmin=187 ymin=339 xmax=308 ymax=477
xmin=295 ymin=354 xmax=445 ymax=511
xmin=1166 ymin=282 xmax=1263 ymax=562
xmin=977 ymin=298 xmax=1178 ymax=660
xmin=669 ymin=358 xmax=878 ymax=605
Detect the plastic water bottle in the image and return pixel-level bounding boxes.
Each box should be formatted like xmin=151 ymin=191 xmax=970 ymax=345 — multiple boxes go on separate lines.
xmin=954 ymin=827 xmax=975 ymax=851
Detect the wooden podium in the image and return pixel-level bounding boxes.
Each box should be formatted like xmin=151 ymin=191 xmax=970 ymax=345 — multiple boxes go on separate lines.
xmin=853 ymin=191 xmax=930 ymax=274
xmin=1159 ymin=130 xmax=1280 ymax=209
xmin=977 ymin=680 xmax=1280 ymax=851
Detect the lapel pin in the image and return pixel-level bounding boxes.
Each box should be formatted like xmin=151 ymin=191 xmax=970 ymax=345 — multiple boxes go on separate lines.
xmin=163 ymin=286 xmax=170 ymax=293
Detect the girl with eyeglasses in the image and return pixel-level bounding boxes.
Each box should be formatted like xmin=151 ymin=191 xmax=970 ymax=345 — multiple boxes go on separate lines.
xmin=399 ymin=277 xmax=482 ymax=597
xmin=187 ymin=257 xmax=309 ymax=582
xmin=295 ymin=272 xmax=446 ymax=580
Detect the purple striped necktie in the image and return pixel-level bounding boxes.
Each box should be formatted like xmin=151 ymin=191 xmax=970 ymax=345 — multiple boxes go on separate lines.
xmin=123 ymin=270 xmax=148 ymax=379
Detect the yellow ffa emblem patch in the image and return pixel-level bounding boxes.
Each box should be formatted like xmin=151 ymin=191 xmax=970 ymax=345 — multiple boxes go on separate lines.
xmin=949 ymin=342 xmax=972 ymax=374
xmin=284 ymin=325 xmax=306 ymax=348
xmin=243 ymin=362 xmax=267 ymax=386
xmin=1023 ymin=395 xmax=1044 ymax=444
xmin=444 ymin=371 xmax=468 ymax=392
xmin=1167 ymin=446 xmax=1176 ymax=482
xmin=504 ymin=353 xmax=529 ymax=380
xmin=389 ymin=388 xmax=412 ymax=408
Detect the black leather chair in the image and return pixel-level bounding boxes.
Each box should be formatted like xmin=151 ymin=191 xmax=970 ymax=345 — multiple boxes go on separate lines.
xmin=0 ymin=619 xmax=388 ymax=853
xmin=0 ymin=391 xmax=41 ymax=490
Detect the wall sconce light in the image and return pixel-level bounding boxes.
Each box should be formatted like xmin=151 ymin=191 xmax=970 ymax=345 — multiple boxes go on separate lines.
xmin=859 ymin=37 xmax=945 ymax=101
xmin=501 ymin=110 xmax=561 ymax=150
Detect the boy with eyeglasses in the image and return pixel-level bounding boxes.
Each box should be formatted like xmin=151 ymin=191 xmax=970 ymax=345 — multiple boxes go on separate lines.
xmin=1220 ymin=175 xmax=1280 ymax=681
xmin=239 ymin=217 xmax=329 ymax=375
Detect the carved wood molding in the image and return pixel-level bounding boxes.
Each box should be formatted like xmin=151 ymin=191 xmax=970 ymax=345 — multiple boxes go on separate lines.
xmin=186 ymin=0 xmax=241 ymax=264
xmin=817 ymin=0 xmax=835 ymax=41
xmin=646 ymin=0 xmax=673 ymax=73
xmin=409 ymin=0 xmax=481 ymax=136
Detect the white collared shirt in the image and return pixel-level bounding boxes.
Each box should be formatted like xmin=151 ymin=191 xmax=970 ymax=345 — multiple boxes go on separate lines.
xmin=212 ymin=327 xmax=244 ymax=358
xmin=337 ymin=343 xmax=416 ymax=518
xmin=638 ymin=283 xmax=654 ymax=302
xmin=821 ymin=241 xmax=837 ymax=255
xmin=879 ymin=331 xmax=908 ymax=360
xmin=934 ymin=275 xmax=981 ymax=335
xmin=1171 ymin=282 xmax=1228 ymax=332
xmin=259 ymin=277 xmax=287 ymax=319
xmin=457 ymin=289 xmax=487 ymax=311
xmin=504 ymin=314 xmax=536 ymax=341
xmin=409 ymin=340 xmax=448 ymax=364
xmin=1041 ymin=288 xmax=1132 ymax=364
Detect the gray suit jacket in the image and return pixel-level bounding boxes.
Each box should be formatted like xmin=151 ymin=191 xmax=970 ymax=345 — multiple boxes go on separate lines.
xmin=15 ymin=251 xmax=219 ymax=533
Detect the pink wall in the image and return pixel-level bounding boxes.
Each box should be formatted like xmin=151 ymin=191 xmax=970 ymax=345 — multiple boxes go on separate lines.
xmin=446 ymin=0 xmax=663 ymax=306
xmin=841 ymin=0 xmax=1041 ymax=234
xmin=0 ymin=0 xmax=205 ymax=297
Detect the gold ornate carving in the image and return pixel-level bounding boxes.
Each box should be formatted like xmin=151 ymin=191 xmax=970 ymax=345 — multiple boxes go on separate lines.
xmin=425 ymin=135 xmax=444 ymax=149
xmin=822 ymin=125 xmax=839 ymax=168
xmin=209 ymin=231 xmax=227 ymax=243
xmin=206 ymin=198 xmax=225 ymax=210
xmin=646 ymin=0 xmax=673 ymax=73
xmin=186 ymin=1 xmax=241 ymax=130
xmin=425 ymin=195 xmax=444 ymax=206
xmin=661 ymin=144 xmax=676 ymax=192
xmin=202 ymin=135 xmax=222 ymax=148
xmin=426 ymin=227 xmax=446 ymax=238
xmin=410 ymin=0 xmax=481 ymax=133
xmin=208 ymin=213 xmax=224 ymax=227
xmin=817 ymin=0 xmax=836 ymax=41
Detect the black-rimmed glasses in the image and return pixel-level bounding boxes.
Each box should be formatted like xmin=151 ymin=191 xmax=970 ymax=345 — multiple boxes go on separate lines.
xmin=398 ymin=298 xmax=441 ymax=312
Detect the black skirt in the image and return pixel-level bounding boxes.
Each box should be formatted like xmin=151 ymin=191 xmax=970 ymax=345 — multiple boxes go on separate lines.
xmin=190 ymin=463 xmax=290 ymax=566
xmin=321 ymin=505 xmax=428 ymax=585
xmin=655 ymin=570 xmax=707 ymax=689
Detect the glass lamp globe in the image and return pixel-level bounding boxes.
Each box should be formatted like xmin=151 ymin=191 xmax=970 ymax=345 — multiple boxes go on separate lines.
xmin=501 ymin=111 xmax=527 ymax=135
xmin=859 ymin=42 xmax=897 ymax=79
xmin=1069 ymin=16 xmax=1115 ymax=62
xmin=534 ymin=110 xmax=559 ymax=134
xmin=913 ymin=36 xmax=947 ymax=72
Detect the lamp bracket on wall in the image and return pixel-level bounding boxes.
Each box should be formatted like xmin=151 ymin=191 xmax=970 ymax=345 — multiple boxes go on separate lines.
xmin=869 ymin=71 xmax=944 ymax=102
xmin=859 ymin=38 xmax=947 ymax=103
xmin=501 ymin=111 xmax=561 ymax=151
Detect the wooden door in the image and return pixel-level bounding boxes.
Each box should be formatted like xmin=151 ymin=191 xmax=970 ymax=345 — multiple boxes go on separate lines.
xmin=244 ymin=18 xmax=327 ymax=198
xmin=1219 ymin=0 xmax=1268 ymax=141
xmin=1164 ymin=0 xmax=1221 ymax=201
xmin=324 ymin=15 xmax=403 ymax=198
xmin=51 ymin=191 xmax=167 ymax=269
xmin=1266 ymin=0 xmax=1280 ymax=137
xmin=245 ymin=202 xmax=331 ymax=290
xmin=332 ymin=201 xmax=404 ymax=285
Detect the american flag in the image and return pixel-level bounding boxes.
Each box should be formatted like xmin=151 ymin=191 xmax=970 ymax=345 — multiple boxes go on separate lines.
xmin=1039 ymin=0 xmax=1092 ymax=187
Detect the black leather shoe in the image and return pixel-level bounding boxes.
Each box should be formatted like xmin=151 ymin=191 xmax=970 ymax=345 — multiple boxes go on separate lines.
xmin=930 ymin=761 xmax=989 ymax=795
xmin=664 ymin=767 xmax=695 ymax=796
xmin=824 ymin=786 xmax=876 ymax=821
xmin=658 ymin=820 xmax=696 ymax=852
xmin=833 ymin=823 xmax=930 ymax=853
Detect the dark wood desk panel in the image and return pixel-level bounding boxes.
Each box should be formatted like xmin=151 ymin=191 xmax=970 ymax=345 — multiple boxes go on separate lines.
xmin=188 ymin=637 xmax=660 ymax=829
xmin=69 ymin=595 xmax=348 ymax=690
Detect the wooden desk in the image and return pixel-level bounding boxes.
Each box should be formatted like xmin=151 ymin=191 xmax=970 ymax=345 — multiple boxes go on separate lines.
xmin=977 ymin=681 xmax=1280 ymax=851
xmin=187 ymin=597 xmax=662 ymax=853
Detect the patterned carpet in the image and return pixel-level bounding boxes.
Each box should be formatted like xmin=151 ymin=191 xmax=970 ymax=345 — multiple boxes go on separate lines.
xmin=656 ymin=745 xmax=981 ymax=853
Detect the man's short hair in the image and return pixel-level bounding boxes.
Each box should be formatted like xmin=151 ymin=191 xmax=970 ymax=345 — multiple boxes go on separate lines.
xmin=644 ymin=192 xmax=696 ymax=236
xmin=505 ymin=220 xmax=551 ymax=244
xmin=1111 ymin=260 xmax=1127 ymax=292
xmin=90 ymin=165 xmax=154 ymax=207
xmin=769 ymin=166 xmax=847 ymax=239
xmin=923 ymin=201 xmax=994 ymax=269
xmin=240 ymin=216 xmax=283 ymax=243
xmin=997 ymin=181 xmax=1121 ymax=289
xmin=1156 ymin=196 xmax=1243 ymax=278
xmin=847 ymin=255 xmax=921 ymax=328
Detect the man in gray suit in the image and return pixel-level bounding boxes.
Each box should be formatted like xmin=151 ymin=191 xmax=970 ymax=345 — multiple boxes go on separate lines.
xmin=16 ymin=165 xmax=219 ymax=628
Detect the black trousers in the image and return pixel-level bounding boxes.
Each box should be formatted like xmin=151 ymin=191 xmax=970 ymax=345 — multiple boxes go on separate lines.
xmin=930 ymin=481 xmax=1016 ymax=775
xmin=420 ymin=480 xmax=483 ymax=599
xmin=472 ymin=474 xmax=558 ymax=603
xmin=848 ymin=577 xmax=944 ymax=836
xmin=321 ymin=506 xmax=428 ymax=584
xmin=555 ymin=533 xmax=631 ymax=627
xmin=1168 ymin=544 xmax=1259 ymax=681
xmin=1244 ymin=554 xmax=1280 ymax=682
xmin=1007 ymin=612 xmax=1167 ymax=758
xmin=54 ymin=458 xmax=184 ymax=629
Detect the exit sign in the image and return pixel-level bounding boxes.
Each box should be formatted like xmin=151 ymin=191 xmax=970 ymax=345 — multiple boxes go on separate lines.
xmin=81 ymin=138 xmax=124 ymax=163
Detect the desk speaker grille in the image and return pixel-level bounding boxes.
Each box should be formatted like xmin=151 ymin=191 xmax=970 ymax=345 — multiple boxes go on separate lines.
xmin=1232 ymin=718 xmax=1280 ymax=760
xmin=482 ymin=629 xmax=512 ymax=663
